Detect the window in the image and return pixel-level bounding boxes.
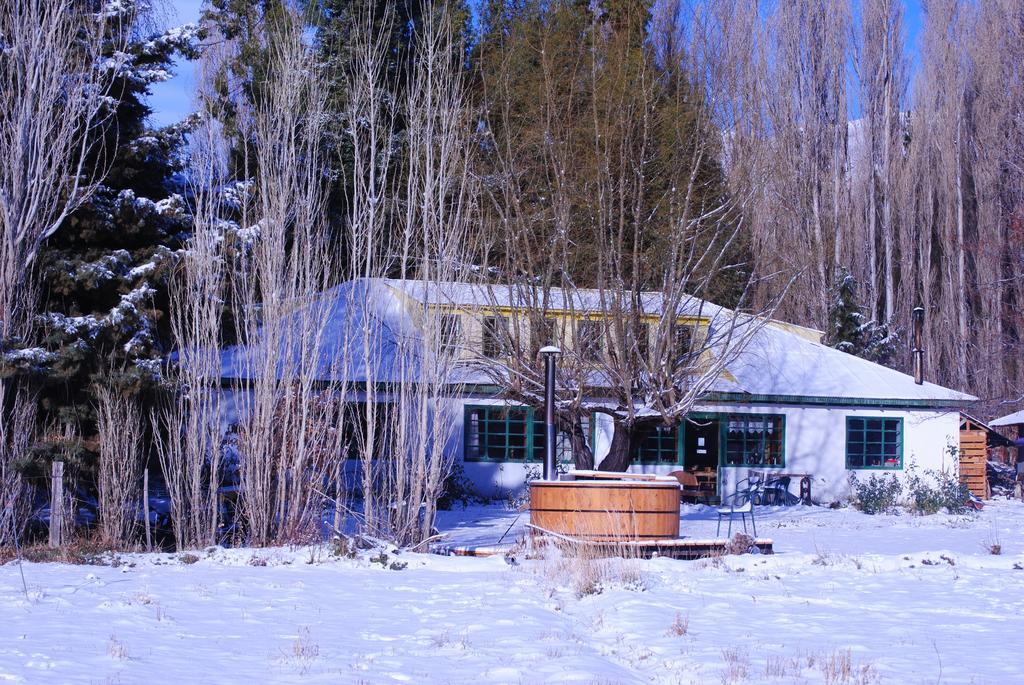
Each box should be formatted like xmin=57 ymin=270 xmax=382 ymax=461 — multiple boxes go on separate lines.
xmin=531 ymin=316 xmax=557 ymax=355
xmin=531 ymin=413 xmax=581 ymax=463
xmin=846 ymin=417 xmax=902 ymax=469
xmin=672 ymin=324 xmax=693 ymax=366
xmin=634 ymin=423 xmax=682 ymax=465
xmin=437 ymin=314 xmax=461 ymax=356
xmin=575 ymin=320 xmax=603 ymax=362
xmin=482 ymin=316 xmax=509 ymax=358
xmin=464 ymin=405 xmax=579 ymax=463
xmin=724 ymin=415 xmax=784 ymax=467
xmin=465 ymin=406 xmax=531 ymax=461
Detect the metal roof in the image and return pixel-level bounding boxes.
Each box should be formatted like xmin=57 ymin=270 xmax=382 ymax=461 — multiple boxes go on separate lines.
xmin=219 ymin=278 xmax=977 ymax=406
xmin=990 ymin=409 xmax=1024 ymax=427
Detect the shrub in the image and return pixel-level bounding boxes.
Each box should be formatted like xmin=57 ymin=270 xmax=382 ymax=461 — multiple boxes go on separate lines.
xmin=849 ymin=473 xmax=902 ymax=514
xmin=906 ymin=468 xmax=970 ymax=515
xmin=437 ymin=463 xmax=479 ymax=511
xmin=724 ymin=533 xmax=756 ymax=555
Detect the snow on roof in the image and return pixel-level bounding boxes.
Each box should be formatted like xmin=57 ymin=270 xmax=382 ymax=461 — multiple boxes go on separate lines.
xmin=990 ymin=409 xmax=1024 ymax=427
xmin=720 ymin=320 xmax=976 ymax=404
xmin=377 ymin=278 xmax=727 ymax=319
xmin=219 ymin=278 xmax=976 ymax=406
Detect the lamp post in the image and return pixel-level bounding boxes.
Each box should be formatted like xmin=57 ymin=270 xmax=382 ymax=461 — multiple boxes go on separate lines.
xmin=539 ymin=346 xmax=561 ymax=481
xmin=912 ymin=306 xmax=924 ymax=385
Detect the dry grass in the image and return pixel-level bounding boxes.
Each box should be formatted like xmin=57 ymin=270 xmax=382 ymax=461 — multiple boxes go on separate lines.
xmin=762 ymin=655 xmax=791 ymax=678
xmin=106 ymin=635 xmax=129 ymax=660
xmin=532 ymin=537 xmax=647 ymax=599
xmin=287 ymin=626 xmax=320 ymax=675
xmin=526 ymin=511 xmax=650 ymax=598
xmin=982 ymin=520 xmax=1003 ymax=555
xmin=666 ymin=611 xmax=690 ymax=637
xmin=720 ymin=646 xmax=750 ymax=684
xmin=804 ymin=649 xmax=880 ymax=685
xmin=429 ymin=629 xmax=469 ymax=650
xmin=0 ymin=537 xmax=127 ymax=566
xmin=724 ymin=533 xmax=756 ymax=555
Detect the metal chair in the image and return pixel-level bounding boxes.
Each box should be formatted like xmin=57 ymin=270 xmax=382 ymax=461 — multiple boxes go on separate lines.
xmin=716 ymin=479 xmax=760 ymax=538
xmin=762 ymin=475 xmax=792 ymax=505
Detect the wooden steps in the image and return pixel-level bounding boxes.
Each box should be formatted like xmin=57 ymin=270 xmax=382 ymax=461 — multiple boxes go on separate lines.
xmin=432 ymin=535 xmax=774 ymax=560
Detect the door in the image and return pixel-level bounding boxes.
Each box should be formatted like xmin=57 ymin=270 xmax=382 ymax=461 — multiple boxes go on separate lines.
xmin=684 ymin=418 xmax=720 ymax=496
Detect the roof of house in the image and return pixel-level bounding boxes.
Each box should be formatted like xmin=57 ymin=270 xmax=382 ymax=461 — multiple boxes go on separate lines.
xmin=219 ymin=278 xmax=977 ymax=407
xmin=990 ymin=409 xmax=1024 ymax=427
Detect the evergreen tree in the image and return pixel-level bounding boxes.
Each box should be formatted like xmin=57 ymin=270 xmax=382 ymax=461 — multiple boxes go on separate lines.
xmin=825 ymin=268 xmax=899 ymax=367
xmin=29 ymin=2 xmax=200 ymax=470
xmin=473 ymin=0 xmax=747 ymax=303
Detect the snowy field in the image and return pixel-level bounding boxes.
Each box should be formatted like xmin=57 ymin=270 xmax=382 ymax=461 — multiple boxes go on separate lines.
xmin=3 ymin=501 xmax=1024 ymax=685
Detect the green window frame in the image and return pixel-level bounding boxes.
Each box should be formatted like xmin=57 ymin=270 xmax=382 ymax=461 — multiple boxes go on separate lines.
xmin=846 ymin=416 xmax=903 ymax=469
xmin=633 ymin=423 xmax=684 ymax=465
xmin=464 ymin=405 xmax=576 ymax=463
xmin=722 ymin=414 xmax=785 ymax=467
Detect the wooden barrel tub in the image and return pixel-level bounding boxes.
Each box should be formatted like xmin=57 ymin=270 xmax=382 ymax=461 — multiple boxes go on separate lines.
xmin=529 ymin=480 xmax=680 ymax=541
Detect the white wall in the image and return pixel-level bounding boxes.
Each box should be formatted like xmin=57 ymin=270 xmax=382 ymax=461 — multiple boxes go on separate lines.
xmin=455 ymin=398 xmax=962 ymax=503
xmin=218 ymin=388 xmax=963 ymax=504
xmin=703 ymin=404 xmax=960 ymax=503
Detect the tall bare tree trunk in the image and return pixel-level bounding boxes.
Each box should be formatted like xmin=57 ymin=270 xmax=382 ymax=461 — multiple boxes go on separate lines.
xmin=0 ymin=0 xmax=119 ymax=544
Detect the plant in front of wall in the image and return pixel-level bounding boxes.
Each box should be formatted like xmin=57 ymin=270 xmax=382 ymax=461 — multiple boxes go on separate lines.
xmin=904 ymin=459 xmax=971 ymax=515
xmin=848 ymin=472 xmax=902 ymax=514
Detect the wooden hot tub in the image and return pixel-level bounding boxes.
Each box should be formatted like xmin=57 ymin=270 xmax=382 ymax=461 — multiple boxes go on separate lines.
xmin=529 ymin=479 xmax=680 ymax=541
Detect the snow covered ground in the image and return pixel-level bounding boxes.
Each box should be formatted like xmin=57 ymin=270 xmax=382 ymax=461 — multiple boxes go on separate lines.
xmin=3 ymin=501 xmax=1024 ymax=684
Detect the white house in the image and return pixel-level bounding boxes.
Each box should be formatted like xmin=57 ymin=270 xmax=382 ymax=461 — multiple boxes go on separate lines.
xmin=219 ymin=278 xmax=977 ymax=504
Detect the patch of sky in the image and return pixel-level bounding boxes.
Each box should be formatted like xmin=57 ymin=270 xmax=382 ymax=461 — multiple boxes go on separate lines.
xmin=147 ymin=0 xmax=204 ymax=127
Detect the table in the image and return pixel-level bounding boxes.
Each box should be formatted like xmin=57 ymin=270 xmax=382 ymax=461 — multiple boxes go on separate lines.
xmin=692 ymin=468 xmax=718 ymax=496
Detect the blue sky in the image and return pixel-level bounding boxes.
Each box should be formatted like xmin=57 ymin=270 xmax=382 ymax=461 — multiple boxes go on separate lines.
xmin=148 ymin=0 xmax=203 ymax=127
xmin=148 ymin=0 xmax=927 ymax=128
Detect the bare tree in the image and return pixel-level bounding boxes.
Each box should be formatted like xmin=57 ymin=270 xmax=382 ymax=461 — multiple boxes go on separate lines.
xmin=635 ymin=0 xmax=1024 ymax=406
xmin=854 ymin=0 xmax=908 ymax=325
xmin=337 ymin=2 xmax=401 ymax=536
xmin=0 ymin=386 xmax=36 ymax=542
xmin=153 ymin=106 xmax=229 ymax=550
xmin=471 ymin=1 xmax=786 ymax=471
xmin=95 ymin=385 xmax=144 ymax=548
xmin=384 ymin=4 xmax=476 ymax=545
xmin=225 ymin=4 xmax=341 ymax=546
xmin=0 ymin=0 xmax=122 ymax=544
xmin=337 ymin=3 xmax=477 ymax=545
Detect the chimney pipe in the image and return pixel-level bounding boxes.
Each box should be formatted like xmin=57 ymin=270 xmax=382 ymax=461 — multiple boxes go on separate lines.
xmin=912 ymin=307 xmax=924 ymax=385
xmin=540 ymin=346 xmax=561 ymax=480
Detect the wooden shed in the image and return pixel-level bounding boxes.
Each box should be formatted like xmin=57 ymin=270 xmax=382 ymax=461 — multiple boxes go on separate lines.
xmin=959 ymin=416 xmax=988 ymax=498
xmin=958 ymin=414 xmax=1014 ymax=499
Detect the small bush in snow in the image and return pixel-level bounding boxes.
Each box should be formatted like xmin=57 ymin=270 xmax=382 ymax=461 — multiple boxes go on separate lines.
xmin=724 ymin=533 xmax=756 ymax=555
xmin=437 ymin=463 xmax=479 ymax=511
xmin=106 ymin=635 xmax=129 ymax=660
xmin=666 ymin=612 xmax=689 ymax=636
xmin=905 ymin=468 xmax=970 ymax=515
xmin=849 ymin=473 xmax=902 ymax=514
xmin=178 ymin=553 xmax=200 ymax=565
